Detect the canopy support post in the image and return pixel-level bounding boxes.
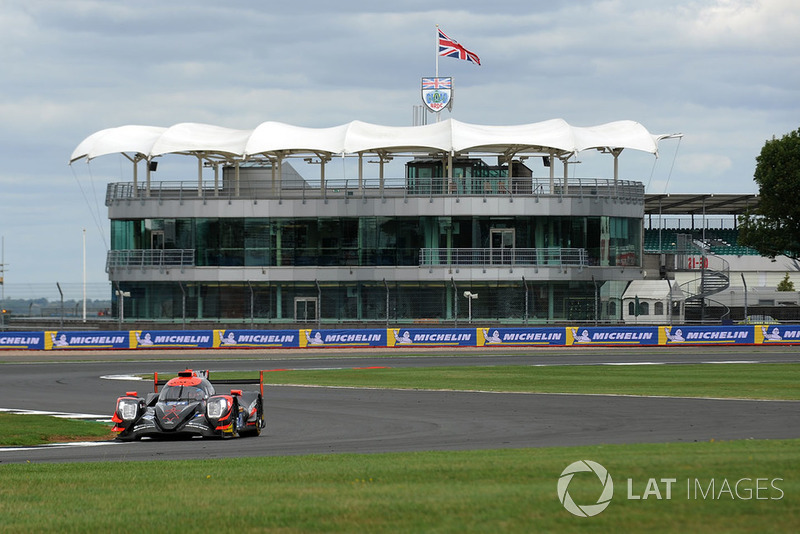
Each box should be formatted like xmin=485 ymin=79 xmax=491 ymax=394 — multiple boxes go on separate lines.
xmin=612 ymin=148 xmax=623 ymax=184
xmin=197 ymin=155 xmax=203 ymax=197
xmin=447 ymin=151 xmax=453 ymax=195
xmin=214 ymin=163 xmax=219 ymax=197
xmin=146 ymin=158 xmax=152 ymax=197
xmin=358 ymin=153 xmax=363 ymax=192
xmin=320 ymin=156 xmax=326 ymax=193
xmin=379 ymin=154 xmax=385 ymax=194
xmin=507 ymin=152 xmax=513 ymax=194
xmin=236 ymin=160 xmax=241 ymax=197
xmin=276 ymin=157 xmax=282 ymax=193
xmin=132 ymin=158 xmax=138 ymax=193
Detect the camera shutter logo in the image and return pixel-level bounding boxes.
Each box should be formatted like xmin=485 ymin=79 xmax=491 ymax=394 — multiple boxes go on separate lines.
xmin=557 ymin=460 xmax=614 ymax=517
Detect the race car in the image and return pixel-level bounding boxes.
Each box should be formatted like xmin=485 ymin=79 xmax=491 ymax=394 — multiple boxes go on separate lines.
xmin=111 ymin=369 xmax=264 ymax=441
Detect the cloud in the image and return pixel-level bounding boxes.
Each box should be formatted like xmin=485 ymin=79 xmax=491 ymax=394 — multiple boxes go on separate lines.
xmin=1 ymin=0 xmax=799 ymax=288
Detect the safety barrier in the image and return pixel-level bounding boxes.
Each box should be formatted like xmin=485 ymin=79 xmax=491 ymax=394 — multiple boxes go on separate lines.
xmin=0 ymin=324 xmax=797 ymax=350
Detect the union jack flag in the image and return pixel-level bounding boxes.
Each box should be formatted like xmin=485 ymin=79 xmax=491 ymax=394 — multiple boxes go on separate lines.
xmin=422 ymin=77 xmax=452 ymax=90
xmin=438 ymin=28 xmax=481 ymax=66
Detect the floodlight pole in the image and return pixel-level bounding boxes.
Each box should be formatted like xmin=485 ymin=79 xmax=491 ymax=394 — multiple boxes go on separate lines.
xmin=0 ymin=236 xmax=5 ymax=331
xmin=741 ymin=273 xmax=748 ymax=320
xmin=82 ymin=228 xmax=86 ymax=323
xmin=56 ymin=282 xmax=64 ymax=327
xmin=464 ymin=291 xmax=478 ymax=323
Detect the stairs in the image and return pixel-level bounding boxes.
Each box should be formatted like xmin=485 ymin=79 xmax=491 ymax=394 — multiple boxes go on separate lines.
xmin=682 ymin=256 xmax=731 ymax=322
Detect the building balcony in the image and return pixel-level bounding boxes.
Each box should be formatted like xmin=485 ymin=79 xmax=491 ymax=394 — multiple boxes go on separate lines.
xmin=105 ymin=247 xmax=590 ymax=272
xmin=419 ymin=248 xmax=589 ymax=267
xmin=106 ymin=249 xmax=195 ymax=272
xmin=105 ymin=177 xmax=645 ymax=206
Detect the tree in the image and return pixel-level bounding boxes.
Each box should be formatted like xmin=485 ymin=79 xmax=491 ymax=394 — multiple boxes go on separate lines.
xmin=739 ymin=128 xmax=800 ymax=259
xmin=777 ymin=273 xmax=795 ymax=292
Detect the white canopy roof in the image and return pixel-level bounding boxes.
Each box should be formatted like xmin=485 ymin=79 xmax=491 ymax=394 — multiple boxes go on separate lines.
xmin=70 ymin=118 xmax=678 ymax=163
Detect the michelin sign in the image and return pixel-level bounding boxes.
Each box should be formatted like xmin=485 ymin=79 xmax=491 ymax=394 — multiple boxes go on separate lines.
xmin=567 ymin=326 xmax=658 ymax=346
xmin=660 ymin=325 xmax=754 ymax=345
xmin=388 ymin=328 xmax=475 ymax=347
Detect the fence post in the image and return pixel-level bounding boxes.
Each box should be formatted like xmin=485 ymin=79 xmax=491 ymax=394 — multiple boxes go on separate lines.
xmin=246 ymin=280 xmax=254 ymax=327
xmin=315 ymin=280 xmax=321 ymax=329
xmin=383 ymin=278 xmax=389 ymax=328
xmin=522 ymin=276 xmax=529 ymax=325
xmin=452 ymin=277 xmax=458 ymax=327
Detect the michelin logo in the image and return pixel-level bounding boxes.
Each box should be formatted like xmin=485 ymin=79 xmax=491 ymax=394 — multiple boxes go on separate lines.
xmin=393 ymin=330 xmax=413 ymax=344
xmin=571 ymin=328 xmax=593 ymax=343
xmin=664 ymin=327 xmax=685 ymax=343
xmin=762 ymin=326 xmax=782 ymax=341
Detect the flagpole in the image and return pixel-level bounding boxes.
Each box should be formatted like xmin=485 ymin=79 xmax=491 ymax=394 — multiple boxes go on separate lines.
xmin=435 ymin=25 xmax=440 ymax=123
xmin=435 ymin=24 xmax=439 ymax=78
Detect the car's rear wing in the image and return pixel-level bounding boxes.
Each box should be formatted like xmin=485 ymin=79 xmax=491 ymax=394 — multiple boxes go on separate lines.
xmin=154 ymin=369 xmax=264 ymax=396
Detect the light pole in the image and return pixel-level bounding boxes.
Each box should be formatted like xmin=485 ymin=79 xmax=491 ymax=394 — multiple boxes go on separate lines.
xmin=116 ymin=289 xmax=130 ymax=327
xmin=463 ymin=291 xmax=478 ymax=323
xmin=82 ymin=228 xmax=86 ymax=323
xmin=0 ymin=236 xmax=5 ymax=331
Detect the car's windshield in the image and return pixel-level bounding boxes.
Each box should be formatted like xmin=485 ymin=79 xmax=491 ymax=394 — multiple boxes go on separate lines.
xmin=158 ymin=384 xmax=207 ymax=402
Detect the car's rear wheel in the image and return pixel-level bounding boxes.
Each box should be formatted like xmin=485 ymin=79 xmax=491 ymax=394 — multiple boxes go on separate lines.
xmin=240 ymin=395 xmax=264 ymax=437
xmin=229 ymin=399 xmax=240 ymax=438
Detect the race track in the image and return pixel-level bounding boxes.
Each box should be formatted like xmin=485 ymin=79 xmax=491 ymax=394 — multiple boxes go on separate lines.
xmin=1 ymin=345 xmax=799 ymax=463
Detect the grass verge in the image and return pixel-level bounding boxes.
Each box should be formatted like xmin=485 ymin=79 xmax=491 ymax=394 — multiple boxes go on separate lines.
xmin=242 ymin=362 xmax=800 ymax=400
xmin=0 ymin=413 xmax=114 ymax=447
xmin=8 ymin=363 xmax=797 ymax=447
xmin=0 ymin=440 xmax=798 ymax=533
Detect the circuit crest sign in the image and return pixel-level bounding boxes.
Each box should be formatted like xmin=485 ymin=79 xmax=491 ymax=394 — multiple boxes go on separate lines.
xmin=421 ymin=77 xmax=452 ymax=112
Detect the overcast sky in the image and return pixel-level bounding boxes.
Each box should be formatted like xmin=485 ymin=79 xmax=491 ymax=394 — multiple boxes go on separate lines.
xmin=1 ymin=0 xmax=798 ymax=298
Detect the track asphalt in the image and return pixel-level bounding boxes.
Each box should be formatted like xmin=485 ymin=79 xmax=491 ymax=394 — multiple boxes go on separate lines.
xmin=1 ymin=345 xmax=799 ymax=463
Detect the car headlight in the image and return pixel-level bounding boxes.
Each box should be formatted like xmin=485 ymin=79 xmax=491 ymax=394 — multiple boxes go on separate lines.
xmin=118 ymin=399 xmax=139 ymax=421
xmin=206 ymin=397 xmax=229 ymax=419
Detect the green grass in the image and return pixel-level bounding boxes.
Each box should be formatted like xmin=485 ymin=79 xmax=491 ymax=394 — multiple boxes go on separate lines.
xmin=2 ymin=362 xmax=798 ymax=531
xmin=254 ymin=362 xmax=800 ymax=400
xmin=0 ymin=440 xmax=798 ymax=533
xmin=0 ymin=413 xmax=114 ymax=446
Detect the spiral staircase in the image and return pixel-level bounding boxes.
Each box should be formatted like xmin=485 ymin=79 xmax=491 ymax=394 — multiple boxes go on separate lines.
xmin=676 ymin=233 xmax=731 ymax=322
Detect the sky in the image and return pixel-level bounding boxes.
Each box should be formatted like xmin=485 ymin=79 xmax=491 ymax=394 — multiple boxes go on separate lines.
xmin=1 ymin=0 xmax=799 ymax=299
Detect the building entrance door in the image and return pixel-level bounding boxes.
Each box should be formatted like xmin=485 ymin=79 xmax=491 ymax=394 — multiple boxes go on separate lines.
xmin=490 ymin=228 xmax=515 ymax=264
xmin=294 ymin=297 xmax=318 ymax=323
xmin=151 ymin=230 xmax=165 ymax=250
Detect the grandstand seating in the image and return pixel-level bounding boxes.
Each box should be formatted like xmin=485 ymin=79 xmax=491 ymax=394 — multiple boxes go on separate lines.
xmin=644 ymin=228 xmax=759 ymax=255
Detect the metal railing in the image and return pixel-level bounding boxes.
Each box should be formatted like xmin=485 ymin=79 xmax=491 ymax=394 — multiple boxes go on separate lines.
xmin=420 ymin=248 xmax=589 ymax=267
xmin=106 ymin=177 xmax=645 ymax=205
xmin=106 ymin=249 xmax=196 ymax=272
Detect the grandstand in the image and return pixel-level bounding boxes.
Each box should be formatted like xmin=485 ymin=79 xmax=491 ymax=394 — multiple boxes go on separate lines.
xmin=642 ymin=193 xmax=800 ymax=323
xmin=644 ymin=228 xmax=760 ymax=256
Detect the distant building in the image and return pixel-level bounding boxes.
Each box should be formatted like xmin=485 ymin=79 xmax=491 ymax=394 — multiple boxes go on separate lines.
xmin=71 ymin=119 xmax=679 ymax=324
xmin=622 ymin=279 xmax=685 ymax=325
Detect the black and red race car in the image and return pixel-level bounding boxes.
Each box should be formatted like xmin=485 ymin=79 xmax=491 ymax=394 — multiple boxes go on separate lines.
xmin=111 ymin=369 xmax=264 ymax=440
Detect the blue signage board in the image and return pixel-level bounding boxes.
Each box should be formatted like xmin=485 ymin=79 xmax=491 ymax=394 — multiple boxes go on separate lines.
xmin=756 ymin=324 xmax=800 ymax=344
xmin=300 ymin=329 xmax=386 ymax=348
xmin=388 ymin=328 xmax=476 ymax=347
xmin=661 ymin=325 xmax=754 ymax=345
xmin=214 ymin=329 xmax=299 ymax=348
xmin=130 ymin=330 xmax=214 ymax=349
xmin=567 ymin=326 xmax=659 ymax=345
xmin=478 ymin=327 xmax=564 ymax=346
xmin=44 ymin=330 xmax=129 ymax=350
xmin=0 ymin=331 xmax=46 ymax=350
